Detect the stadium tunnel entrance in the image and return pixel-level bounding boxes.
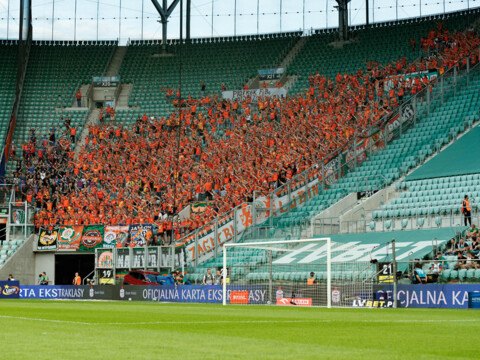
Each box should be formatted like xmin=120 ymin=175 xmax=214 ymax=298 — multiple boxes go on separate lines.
xmin=55 ymin=253 xmax=94 ymax=285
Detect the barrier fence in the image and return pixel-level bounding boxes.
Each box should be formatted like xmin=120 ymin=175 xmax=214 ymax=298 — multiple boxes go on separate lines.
xmin=1 ymin=283 xmax=479 ymax=309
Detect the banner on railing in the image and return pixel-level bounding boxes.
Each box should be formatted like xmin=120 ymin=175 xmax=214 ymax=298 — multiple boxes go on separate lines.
xmin=57 ymin=225 xmax=83 ymax=250
xmin=222 ymin=88 xmax=287 ymax=102
xmin=103 ymin=225 xmax=129 ymax=248
xmin=383 ymin=70 xmax=438 ymax=91
xmin=128 ymin=224 xmax=153 ymax=247
xmin=37 ymin=228 xmax=59 ymax=251
xmin=79 ymin=225 xmax=105 ymax=252
xmin=10 ymin=204 xmax=25 ymax=225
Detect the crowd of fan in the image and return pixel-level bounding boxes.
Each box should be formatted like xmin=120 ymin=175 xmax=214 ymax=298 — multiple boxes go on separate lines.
xmin=9 ymin=24 xmax=480 ymax=244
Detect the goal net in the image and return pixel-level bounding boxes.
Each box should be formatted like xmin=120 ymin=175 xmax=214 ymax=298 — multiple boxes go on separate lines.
xmin=222 ymin=238 xmax=380 ymax=307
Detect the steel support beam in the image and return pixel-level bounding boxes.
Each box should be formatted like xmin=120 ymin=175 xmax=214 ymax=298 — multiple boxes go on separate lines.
xmin=151 ymin=0 xmax=182 ymax=51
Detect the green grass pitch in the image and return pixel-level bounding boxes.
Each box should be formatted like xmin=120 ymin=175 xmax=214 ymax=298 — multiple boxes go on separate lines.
xmin=1 ymin=300 xmax=479 ymax=359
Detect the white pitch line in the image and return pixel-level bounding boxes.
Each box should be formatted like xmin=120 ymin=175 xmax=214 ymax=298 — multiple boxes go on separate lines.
xmin=1 ymin=315 xmax=480 ymax=326
xmin=0 ymin=315 xmax=94 ymax=325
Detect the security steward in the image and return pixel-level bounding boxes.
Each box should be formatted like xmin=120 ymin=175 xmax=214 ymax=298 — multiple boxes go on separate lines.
xmin=462 ymin=195 xmax=472 ymax=226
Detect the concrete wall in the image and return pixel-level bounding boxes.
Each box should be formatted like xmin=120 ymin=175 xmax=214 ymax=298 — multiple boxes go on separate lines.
xmin=340 ymin=184 xmax=398 ymax=232
xmin=310 ymin=193 xmax=358 ymax=235
xmin=93 ymin=87 xmax=116 ymax=102
xmin=0 ymin=234 xmax=36 ymax=284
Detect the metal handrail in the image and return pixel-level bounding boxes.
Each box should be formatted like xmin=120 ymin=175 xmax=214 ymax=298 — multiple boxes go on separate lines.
xmin=83 ymin=269 xmax=95 ymax=285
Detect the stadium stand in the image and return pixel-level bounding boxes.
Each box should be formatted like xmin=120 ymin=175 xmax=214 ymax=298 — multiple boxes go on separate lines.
xmin=7 ymin=42 xmax=116 ymax=175
xmin=268 ymin=40 xmax=480 ymax=233
xmin=7 ymin=14 xmax=480 ymax=245
xmin=288 ymin=11 xmax=475 ymax=95
xmin=0 ymin=42 xmax=18 ymax=149
xmin=0 ymin=10 xmax=477 ymax=281
xmin=368 ymin=126 xmax=480 ymax=231
xmin=118 ymin=33 xmax=299 ymax=116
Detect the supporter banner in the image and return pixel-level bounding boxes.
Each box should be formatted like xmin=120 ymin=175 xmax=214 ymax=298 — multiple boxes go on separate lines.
xmin=383 ymin=70 xmax=438 ymax=91
xmin=385 ymin=103 xmax=415 ymax=134
xmin=57 ymin=225 xmax=83 ymax=250
xmin=97 ymin=249 xmax=114 ymax=269
xmin=258 ymin=67 xmax=285 ymax=81
xmin=79 ymin=225 xmax=105 ymax=252
xmin=374 ymin=284 xmax=480 ymax=309
xmin=10 ymin=205 xmax=25 ymax=225
xmin=184 ymin=205 xmax=250 ymax=264
xmin=222 ymin=88 xmax=287 ymax=102
xmin=128 ymin=224 xmax=153 ymax=247
xmin=191 ymin=202 xmax=213 ymax=214
xmin=37 ymin=228 xmax=59 ymax=251
xmin=0 ymin=281 xmax=20 ymax=298
xmin=103 ymin=225 xmax=129 ymax=248
xmin=178 ymin=204 xmax=190 ymax=221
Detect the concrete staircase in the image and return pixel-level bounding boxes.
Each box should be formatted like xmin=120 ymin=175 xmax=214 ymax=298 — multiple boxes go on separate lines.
xmin=279 ymin=36 xmax=307 ymax=70
xmin=247 ymin=36 xmax=308 ymax=91
xmin=116 ymin=83 xmax=134 ymax=109
xmin=105 ymin=46 xmax=127 ymax=77
xmin=74 ymin=109 xmax=99 ymax=156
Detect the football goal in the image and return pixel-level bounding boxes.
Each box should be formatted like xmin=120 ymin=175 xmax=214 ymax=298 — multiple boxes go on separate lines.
xmin=222 ymin=238 xmax=383 ymax=307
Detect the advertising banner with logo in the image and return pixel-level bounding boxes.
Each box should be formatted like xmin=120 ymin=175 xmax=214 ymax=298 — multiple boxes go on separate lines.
xmin=276 ymin=297 xmax=312 ymax=306
xmin=230 ymin=291 xmax=249 ymax=304
xmin=79 ymin=225 xmax=105 ymax=252
xmin=37 ymin=228 xmax=59 ymax=251
xmin=19 ymin=285 xmax=115 ymax=300
xmin=20 ymin=286 xmax=87 ymax=299
xmin=10 ymin=205 xmax=25 ymax=225
xmin=374 ymin=284 xmax=480 ymax=309
xmin=17 ymin=285 xmax=268 ymax=304
xmin=128 ymin=224 xmax=153 ymax=247
xmin=0 ymin=281 xmax=20 ymax=298
xmin=138 ymin=285 xmax=267 ymax=303
xmin=57 ymin=225 xmax=83 ymax=250
xmin=103 ymin=225 xmax=129 ymax=248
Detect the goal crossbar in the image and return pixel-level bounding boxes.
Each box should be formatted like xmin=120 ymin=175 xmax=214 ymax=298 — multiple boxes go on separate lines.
xmin=222 ymin=238 xmax=331 ymax=307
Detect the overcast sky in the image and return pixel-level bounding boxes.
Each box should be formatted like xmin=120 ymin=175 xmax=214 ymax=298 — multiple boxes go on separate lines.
xmin=0 ymin=0 xmax=477 ymax=43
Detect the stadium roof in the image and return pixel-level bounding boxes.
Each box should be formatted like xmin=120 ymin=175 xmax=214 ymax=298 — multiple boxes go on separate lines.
xmin=0 ymin=0 xmax=477 ymax=44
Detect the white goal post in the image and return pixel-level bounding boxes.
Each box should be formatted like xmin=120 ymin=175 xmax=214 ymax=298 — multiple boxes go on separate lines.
xmin=222 ymin=238 xmax=333 ymax=307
